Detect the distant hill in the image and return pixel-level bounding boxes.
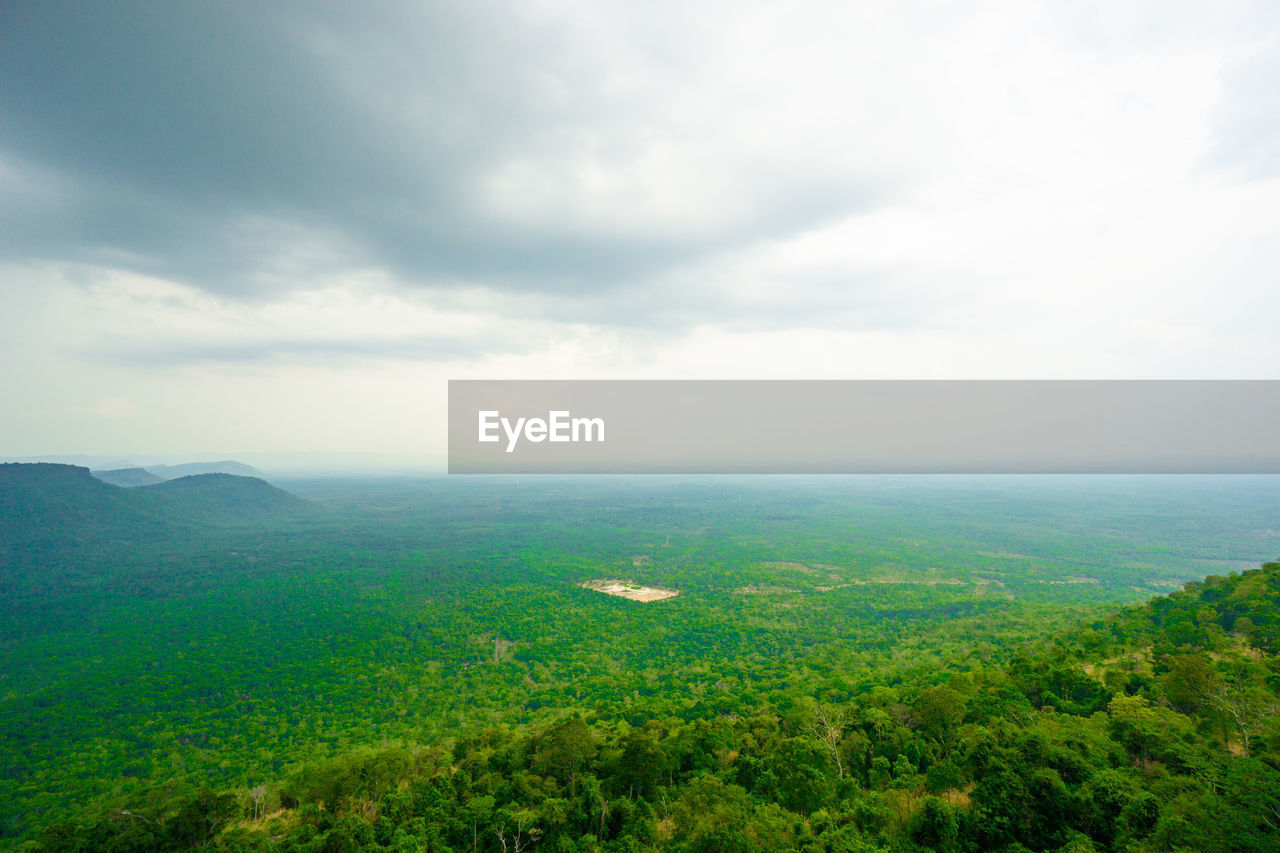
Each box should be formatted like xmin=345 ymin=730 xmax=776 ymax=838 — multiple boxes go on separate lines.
xmin=0 ymin=463 xmax=307 ymax=565
xmin=0 ymin=463 xmax=173 ymax=554
xmin=90 ymin=467 xmax=165 ymax=487
xmin=1111 ymin=558 xmax=1280 ymax=653
xmin=137 ymin=473 xmax=307 ymax=519
xmin=143 ymin=460 xmax=269 ymax=480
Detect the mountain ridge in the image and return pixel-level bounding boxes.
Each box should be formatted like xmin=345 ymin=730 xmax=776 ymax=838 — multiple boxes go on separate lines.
xmin=0 ymin=463 xmax=307 ymax=563
xmin=141 ymin=460 xmax=268 ymax=480
xmin=90 ymin=467 xmax=165 ymax=487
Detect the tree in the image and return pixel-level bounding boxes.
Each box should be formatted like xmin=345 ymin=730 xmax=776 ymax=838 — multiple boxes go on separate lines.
xmin=764 ymin=737 xmax=831 ymax=814
xmin=533 ymin=716 xmax=597 ymax=794
xmin=166 ymin=788 xmax=239 ymax=850
xmin=808 ymin=703 xmax=852 ymax=778
xmin=925 ymin=759 xmax=964 ymax=803
xmin=249 ymin=784 xmax=268 ymax=821
xmin=913 ymin=686 xmax=966 ymax=756
xmin=616 ymin=729 xmax=666 ymax=799
xmin=1202 ymin=677 xmax=1280 ymax=759
xmin=910 ymin=796 xmax=958 ymax=851
xmin=869 ymin=756 xmax=893 ymax=791
xmin=1162 ymin=653 xmax=1217 ymax=714
xmin=494 ymin=807 xmax=542 ymax=853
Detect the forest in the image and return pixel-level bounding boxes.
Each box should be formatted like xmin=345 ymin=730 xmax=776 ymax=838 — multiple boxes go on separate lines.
xmin=2 ymin=465 xmax=1280 ymax=851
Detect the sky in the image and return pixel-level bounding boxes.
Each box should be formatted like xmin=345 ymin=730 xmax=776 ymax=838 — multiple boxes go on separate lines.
xmin=2 ymin=1 xmax=1279 ymax=469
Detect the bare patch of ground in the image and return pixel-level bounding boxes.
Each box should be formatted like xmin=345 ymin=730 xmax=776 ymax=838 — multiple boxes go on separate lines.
xmin=761 ymin=561 xmax=818 ymax=575
xmin=1144 ymin=578 xmax=1183 ymax=589
xmin=581 ymin=579 xmax=679 ymax=602
xmin=864 ymin=575 xmax=963 ymax=586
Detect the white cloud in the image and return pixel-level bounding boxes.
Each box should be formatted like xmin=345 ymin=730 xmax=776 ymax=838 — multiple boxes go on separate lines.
xmin=3 ymin=1 xmax=1280 ymax=457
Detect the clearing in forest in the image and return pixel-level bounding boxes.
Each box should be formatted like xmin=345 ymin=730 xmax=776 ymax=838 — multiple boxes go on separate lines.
xmin=580 ymin=579 xmax=679 ymax=602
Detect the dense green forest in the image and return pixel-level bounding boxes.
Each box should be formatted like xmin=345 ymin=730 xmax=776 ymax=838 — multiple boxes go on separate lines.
xmin=2 ymin=466 xmax=1280 ymax=851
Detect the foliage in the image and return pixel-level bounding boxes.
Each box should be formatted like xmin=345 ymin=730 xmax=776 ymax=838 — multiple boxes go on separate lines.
xmin=3 ymin=468 xmax=1280 ymax=851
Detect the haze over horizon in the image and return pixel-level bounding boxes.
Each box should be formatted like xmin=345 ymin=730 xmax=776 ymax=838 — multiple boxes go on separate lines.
xmin=3 ymin=1 xmax=1280 ymax=460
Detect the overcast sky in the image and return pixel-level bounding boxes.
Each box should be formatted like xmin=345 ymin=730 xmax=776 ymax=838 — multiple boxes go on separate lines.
xmin=2 ymin=1 xmax=1279 ymax=466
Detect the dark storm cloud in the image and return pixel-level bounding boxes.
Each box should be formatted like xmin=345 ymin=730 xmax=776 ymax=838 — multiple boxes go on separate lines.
xmin=0 ymin=0 xmax=887 ymax=315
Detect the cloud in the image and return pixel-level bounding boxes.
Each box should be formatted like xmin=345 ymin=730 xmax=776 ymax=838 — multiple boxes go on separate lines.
xmin=0 ymin=0 xmax=903 ymax=318
xmin=86 ymin=333 xmax=516 ymax=367
xmin=3 ymin=0 xmax=1280 ymax=462
xmin=1204 ymin=36 xmax=1280 ymax=180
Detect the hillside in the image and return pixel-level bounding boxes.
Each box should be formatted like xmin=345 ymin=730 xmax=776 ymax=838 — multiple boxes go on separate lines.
xmin=0 ymin=464 xmax=307 ymax=565
xmin=90 ymin=467 xmax=165 ymax=487
xmin=137 ymin=473 xmax=307 ymax=520
xmin=0 ymin=463 xmax=174 ymax=554
xmin=144 ymin=461 xmax=270 ymax=480
xmin=19 ymin=558 xmax=1280 ymax=852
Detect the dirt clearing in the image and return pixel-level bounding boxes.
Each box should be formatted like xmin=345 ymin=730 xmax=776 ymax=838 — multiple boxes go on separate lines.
xmin=580 ymin=579 xmax=679 ymax=602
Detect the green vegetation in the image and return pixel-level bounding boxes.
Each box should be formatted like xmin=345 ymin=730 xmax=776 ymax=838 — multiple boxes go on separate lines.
xmin=2 ymin=466 xmax=1279 ymax=851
